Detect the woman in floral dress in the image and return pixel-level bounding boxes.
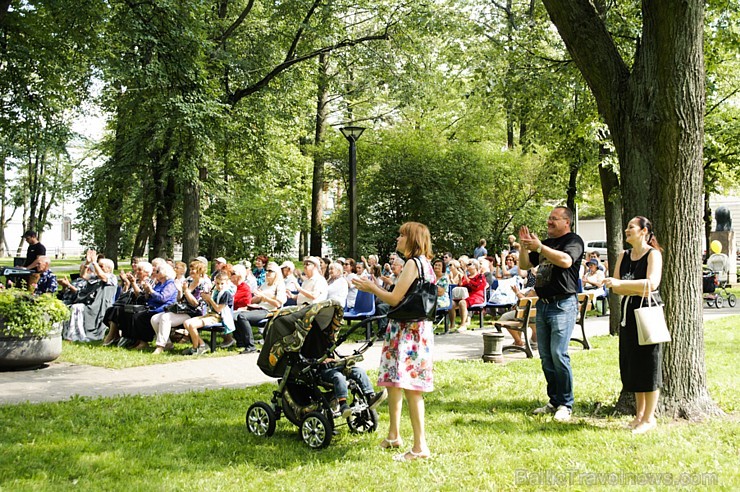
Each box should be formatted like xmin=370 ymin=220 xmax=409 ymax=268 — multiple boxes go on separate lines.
xmin=353 ymin=221 xmax=434 ymax=462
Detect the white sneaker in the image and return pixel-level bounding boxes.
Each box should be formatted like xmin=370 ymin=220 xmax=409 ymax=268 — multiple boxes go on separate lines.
xmin=554 ymin=405 xmax=572 ymax=422
xmin=532 ymin=402 xmax=556 ymax=415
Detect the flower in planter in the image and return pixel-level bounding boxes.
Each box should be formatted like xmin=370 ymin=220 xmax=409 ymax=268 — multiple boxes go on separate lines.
xmin=0 ymin=289 xmax=70 ymax=338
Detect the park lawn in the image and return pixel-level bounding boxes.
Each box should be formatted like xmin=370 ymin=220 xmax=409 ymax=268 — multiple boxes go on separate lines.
xmin=0 ymin=258 xmax=87 ymax=268
xmin=1 ymin=317 xmax=737 ymax=491
xmin=58 ymin=336 xmax=241 ymax=369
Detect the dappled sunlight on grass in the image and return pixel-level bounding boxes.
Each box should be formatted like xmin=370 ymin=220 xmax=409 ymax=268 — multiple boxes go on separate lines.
xmin=1 ymin=316 xmax=738 ymax=490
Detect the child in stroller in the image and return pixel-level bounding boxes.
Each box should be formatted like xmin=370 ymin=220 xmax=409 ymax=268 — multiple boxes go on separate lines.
xmin=316 ymin=359 xmax=387 ymax=419
xmin=247 ymin=299 xmax=386 ymax=448
xmin=703 ymin=250 xmax=736 ymax=308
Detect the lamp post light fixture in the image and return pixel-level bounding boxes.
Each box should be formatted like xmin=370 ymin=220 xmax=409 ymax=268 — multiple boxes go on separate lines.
xmin=340 ymin=125 xmax=365 ymax=260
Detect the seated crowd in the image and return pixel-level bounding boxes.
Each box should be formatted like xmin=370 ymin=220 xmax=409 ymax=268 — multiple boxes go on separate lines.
xmin=9 ymin=239 xmax=609 ymax=355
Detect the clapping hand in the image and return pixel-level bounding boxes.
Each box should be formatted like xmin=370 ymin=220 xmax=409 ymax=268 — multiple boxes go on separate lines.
xmin=352 ymin=276 xmax=373 ymax=293
xmin=518 ymin=226 xmax=540 ymax=252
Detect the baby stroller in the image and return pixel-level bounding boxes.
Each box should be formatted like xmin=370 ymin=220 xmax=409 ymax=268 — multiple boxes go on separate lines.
xmin=246 ymin=300 xmax=382 ymax=449
xmin=702 ymin=265 xmax=736 ymax=309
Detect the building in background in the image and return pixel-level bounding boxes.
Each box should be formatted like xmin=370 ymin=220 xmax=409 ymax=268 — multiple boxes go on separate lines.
xmin=2 ymin=203 xmax=85 ymax=259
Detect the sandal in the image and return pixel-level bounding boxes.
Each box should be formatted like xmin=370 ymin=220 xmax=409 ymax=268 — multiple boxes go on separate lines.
xmin=379 ymin=437 xmax=403 ymax=449
xmin=393 ymin=449 xmax=431 ymax=462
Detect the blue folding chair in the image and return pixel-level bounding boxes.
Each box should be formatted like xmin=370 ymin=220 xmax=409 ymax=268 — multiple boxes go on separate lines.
xmin=435 ymin=283 xmax=454 ymax=334
xmin=344 ymin=290 xmax=377 ymax=340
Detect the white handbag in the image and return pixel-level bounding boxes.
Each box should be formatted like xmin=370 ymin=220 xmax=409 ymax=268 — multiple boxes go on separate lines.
xmin=634 ymin=281 xmax=671 ymax=345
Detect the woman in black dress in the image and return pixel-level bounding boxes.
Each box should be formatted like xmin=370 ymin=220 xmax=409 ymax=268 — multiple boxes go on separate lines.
xmin=604 ymin=216 xmax=664 ymax=435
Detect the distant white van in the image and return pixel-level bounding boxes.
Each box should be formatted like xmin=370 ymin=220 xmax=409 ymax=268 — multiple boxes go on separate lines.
xmin=585 ymin=240 xmax=608 ymax=257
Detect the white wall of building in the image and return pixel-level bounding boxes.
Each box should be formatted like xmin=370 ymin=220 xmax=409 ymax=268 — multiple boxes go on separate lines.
xmin=575 ymin=218 xmax=606 ymax=244
xmin=3 ymin=205 xmax=85 ymax=259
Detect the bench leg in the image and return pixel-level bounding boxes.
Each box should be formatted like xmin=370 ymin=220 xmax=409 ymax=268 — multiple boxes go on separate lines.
xmin=209 ymin=329 xmax=218 ymax=352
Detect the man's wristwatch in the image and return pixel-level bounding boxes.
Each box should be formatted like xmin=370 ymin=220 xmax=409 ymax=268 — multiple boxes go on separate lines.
xmin=536 ymin=245 xmax=542 ymax=254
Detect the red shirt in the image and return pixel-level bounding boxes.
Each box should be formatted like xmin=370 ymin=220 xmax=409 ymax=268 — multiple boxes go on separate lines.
xmin=233 ymin=281 xmax=253 ymax=309
xmin=460 ymin=273 xmax=487 ymax=306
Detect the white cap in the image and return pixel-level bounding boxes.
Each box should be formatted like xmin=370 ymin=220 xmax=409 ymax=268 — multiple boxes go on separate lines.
xmin=279 ymin=260 xmax=295 ymax=270
xmin=304 ymin=256 xmax=321 ymax=268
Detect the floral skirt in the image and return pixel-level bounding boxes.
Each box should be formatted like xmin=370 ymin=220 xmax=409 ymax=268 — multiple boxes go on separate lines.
xmin=377 ymin=319 xmax=434 ymax=392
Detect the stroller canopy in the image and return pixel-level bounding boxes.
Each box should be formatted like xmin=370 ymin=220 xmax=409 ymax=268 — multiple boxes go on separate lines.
xmin=257 ymin=300 xmax=344 ymax=378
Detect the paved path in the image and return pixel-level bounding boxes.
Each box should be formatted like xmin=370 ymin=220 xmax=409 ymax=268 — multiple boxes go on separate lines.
xmin=1 ymin=308 xmax=738 ymax=405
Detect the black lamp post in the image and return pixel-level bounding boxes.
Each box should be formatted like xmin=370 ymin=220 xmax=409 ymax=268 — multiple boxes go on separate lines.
xmin=340 ymin=125 xmax=365 ymax=260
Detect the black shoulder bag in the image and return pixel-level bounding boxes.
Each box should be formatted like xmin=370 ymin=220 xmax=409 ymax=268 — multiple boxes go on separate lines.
xmin=387 ymin=257 xmax=438 ymax=322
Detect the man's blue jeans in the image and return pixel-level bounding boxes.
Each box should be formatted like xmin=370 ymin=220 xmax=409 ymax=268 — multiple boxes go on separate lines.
xmin=319 ymin=366 xmax=374 ymax=400
xmin=536 ymin=295 xmax=578 ymax=409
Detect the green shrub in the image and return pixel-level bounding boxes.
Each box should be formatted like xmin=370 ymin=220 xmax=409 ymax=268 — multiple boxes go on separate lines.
xmin=0 ymin=289 xmax=70 ymax=338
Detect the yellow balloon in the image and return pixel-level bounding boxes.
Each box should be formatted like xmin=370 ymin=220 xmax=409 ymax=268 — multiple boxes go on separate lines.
xmin=710 ymin=240 xmax=722 ymax=254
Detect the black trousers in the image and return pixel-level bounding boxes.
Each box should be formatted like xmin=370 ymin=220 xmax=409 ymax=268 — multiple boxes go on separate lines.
xmin=233 ymin=309 xmax=267 ymax=349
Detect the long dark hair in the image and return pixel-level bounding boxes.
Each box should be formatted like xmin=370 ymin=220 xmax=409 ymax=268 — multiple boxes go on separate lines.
xmin=635 ymin=216 xmax=663 ymax=252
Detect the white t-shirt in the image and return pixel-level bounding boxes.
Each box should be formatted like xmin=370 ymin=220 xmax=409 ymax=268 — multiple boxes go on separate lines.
xmin=327 ymin=276 xmax=349 ymax=307
xmin=297 ymin=273 xmax=328 ymax=305
xmin=344 ymin=272 xmax=359 ymax=308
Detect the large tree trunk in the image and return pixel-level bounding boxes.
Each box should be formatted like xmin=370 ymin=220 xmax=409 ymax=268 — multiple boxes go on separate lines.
xmin=132 ymin=194 xmax=154 ymax=259
xmin=541 ymin=0 xmax=720 ymax=419
xmin=180 ymin=168 xmax=202 ymax=263
xmin=0 ymin=154 xmax=6 ymax=257
xmin=703 ymin=189 xmax=712 ymax=262
xmin=566 ymin=162 xmax=578 ymax=219
xmin=103 ymin=193 xmax=123 ymax=268
xmin=151 ymin=166 xmax=176 ymax=260
xmin=310 ymin=53 xmax=329 ymax=257
xmin=597 ymin=148 xmax=623 ymax=336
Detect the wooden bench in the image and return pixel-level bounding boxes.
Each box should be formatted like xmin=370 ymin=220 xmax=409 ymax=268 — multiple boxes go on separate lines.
xmin=494 ymin=297 xmax=537 ymax=358
xmin=570 ymin=293 xmax=591 ymax=349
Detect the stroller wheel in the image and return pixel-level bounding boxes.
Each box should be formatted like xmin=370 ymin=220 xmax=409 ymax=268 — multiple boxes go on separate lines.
xmin=728 ymin=293 xmax=737 ymax=308
xmin=301 ymin=411 xmax=333 ymax=449
xmin=246 ymin=402 xmax=276 ymax=437
xmin=347 ymin=408 xmax=379 ymax=434
xmin=715 ymin=295 xmax=724 ymax=308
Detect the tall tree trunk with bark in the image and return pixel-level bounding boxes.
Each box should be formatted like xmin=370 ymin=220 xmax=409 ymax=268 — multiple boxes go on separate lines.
xmin=180 ymin=168 xmax=202 ymax=263
xmin=132 ymin=192 xmax=155 ymax=259
xmin=0 ymin=154 xmax=6 ymax=257
xmin=703 ymin=189 xmax=712 ymax=262
xmin=597 ymin=148 xmax=623 ymax=336
xmin=566 ymin=162 xmax=578 ymax=221
xmin=103 ymin=193 xmax=123 ymax=268
xmin=541 ymin=0 xmax=720 ymax=419
xmin=310 ymin=53 xmax=329 ymax=257
xmin=151 ymin=165 xmax=176 ymax=260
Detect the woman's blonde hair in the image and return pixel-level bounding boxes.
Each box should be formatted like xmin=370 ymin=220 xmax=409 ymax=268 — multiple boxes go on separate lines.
xmin=399 ymin=222 xmax=433 ymax=259
xmin=189 ymin=259 xmax=207 ymax=276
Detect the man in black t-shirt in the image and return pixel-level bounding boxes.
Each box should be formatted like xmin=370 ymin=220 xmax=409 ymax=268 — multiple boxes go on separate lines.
xmin=23 ymin=230 xmax=46 ymax=270
xmin=519 ymin=206 xmax=584 ymax=422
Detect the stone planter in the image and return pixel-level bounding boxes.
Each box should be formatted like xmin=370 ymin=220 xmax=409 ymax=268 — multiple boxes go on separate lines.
xmin=0 ymin=324 xmax=62 ymax=369
xmin=482 ymin=331 xmax=505 ymax=363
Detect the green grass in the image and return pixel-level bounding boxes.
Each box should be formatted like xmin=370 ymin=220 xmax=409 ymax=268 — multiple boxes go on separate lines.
xmin=0 ymin=258 xmax=89 ymax=268
xmin=58 ymin=337 xmax=241 ymax=368
xmin=1 ymin=317 xmax=738 ymax=491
